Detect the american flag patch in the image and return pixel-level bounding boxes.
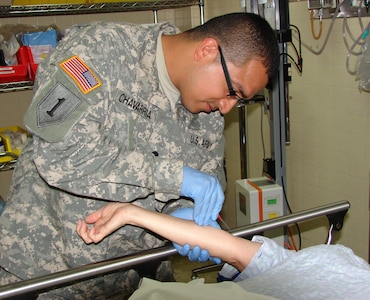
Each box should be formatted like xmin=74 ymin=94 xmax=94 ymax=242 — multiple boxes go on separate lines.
xmin=59 ymin=56 xmax=101 ymax=94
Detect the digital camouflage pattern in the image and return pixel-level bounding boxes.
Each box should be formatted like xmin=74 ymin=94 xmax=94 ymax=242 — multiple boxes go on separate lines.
xmin=0 ymin=21 xmax=225 ymax=299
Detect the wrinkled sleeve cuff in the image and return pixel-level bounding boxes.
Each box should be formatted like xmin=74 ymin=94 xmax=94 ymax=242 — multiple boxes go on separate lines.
xmin=152 ymin=157 xmax=183 ymax=201
xmin=235 ymin=236 xmax=294 ymax=281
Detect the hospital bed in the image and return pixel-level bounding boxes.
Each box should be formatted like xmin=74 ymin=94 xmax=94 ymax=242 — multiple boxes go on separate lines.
xmin=0 ymin=200 xmax=350 ymax=299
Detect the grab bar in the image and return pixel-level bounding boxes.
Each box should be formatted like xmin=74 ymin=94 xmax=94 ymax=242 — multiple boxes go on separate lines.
xmin=0 ymin=200 xmax=350 ymax=298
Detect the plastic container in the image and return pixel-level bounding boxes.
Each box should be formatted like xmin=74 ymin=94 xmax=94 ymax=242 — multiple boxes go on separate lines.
xmin=26 ymin=46 xmax=38 ymax=81
xmin=0 ymin=195 xmax=5 ymax=216
xmin=0 ymin=137 xmax=4 ymax=153
xmin=0 ymin=46 xmax=29 ymax=84
xmin=0 ymin=126 xmax=28 ymax=164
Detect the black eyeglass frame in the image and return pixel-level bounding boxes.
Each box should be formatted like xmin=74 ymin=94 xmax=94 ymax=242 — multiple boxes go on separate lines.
xmin=218 ymin=46 xmax=250 ymax=108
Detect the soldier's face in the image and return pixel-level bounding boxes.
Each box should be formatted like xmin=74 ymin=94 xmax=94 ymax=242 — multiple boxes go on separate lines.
xmin=181 ymin=59 xmax=268 ymax=115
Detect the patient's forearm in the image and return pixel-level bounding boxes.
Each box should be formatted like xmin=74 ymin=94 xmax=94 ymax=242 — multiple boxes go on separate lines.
xmin=127 ymin=205 xmax=261 ymax=271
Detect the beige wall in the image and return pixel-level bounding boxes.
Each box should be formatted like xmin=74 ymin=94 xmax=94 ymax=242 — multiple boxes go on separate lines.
xmin=203 ymin=0 xmax=370 ymax=262
xmin=1 ymin=0 xmax=369 ymax=261
xmin=286 ymin=2 xmax=369 ymax=260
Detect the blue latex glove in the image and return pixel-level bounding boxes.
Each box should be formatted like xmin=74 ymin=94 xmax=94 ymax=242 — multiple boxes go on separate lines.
xmin=171 ymin=208 xmax=221 ymax=264
xmin=180 ymin=166 xmax=224 ymax=226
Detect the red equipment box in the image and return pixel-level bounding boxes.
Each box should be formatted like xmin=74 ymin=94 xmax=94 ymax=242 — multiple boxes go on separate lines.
xmin=0 ymin=46 xmax=29 ymax=84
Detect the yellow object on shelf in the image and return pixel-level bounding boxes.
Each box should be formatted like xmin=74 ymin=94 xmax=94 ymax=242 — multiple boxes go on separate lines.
xmin=12 ymin=0 xmax=155 ymax=4
xmin=0 ymin=126 xmax=29 ymax=164
xmin=13 ymin=0 xmax=86 ymax=4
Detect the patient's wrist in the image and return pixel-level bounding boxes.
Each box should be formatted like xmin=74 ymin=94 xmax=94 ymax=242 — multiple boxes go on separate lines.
xmin=126 ymin=203 xmax=144 ymax=227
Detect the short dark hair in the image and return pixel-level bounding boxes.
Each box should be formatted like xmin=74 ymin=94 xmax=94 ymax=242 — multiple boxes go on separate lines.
xmin=185 ymin=13 xmax=280 ymax=81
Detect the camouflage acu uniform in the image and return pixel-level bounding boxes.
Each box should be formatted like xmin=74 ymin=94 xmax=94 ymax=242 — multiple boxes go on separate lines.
xmin=0 ymin=21 xmax=225 ymax=299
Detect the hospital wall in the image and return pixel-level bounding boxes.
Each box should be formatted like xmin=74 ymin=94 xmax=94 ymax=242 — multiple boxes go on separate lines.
xmin=197 ymin=0 xmax=370 ymax=262
xmin=245 ymin=1 xmax=370 ymax=261
xmin=0 ymin=0 xmax=369 ymax=262
xmin=287 ymin=1 xmax=369 ymax=261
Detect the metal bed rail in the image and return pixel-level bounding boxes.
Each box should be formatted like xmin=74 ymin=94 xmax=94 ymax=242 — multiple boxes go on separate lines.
xmin=0 ymin=200 xmax=350 ymax=299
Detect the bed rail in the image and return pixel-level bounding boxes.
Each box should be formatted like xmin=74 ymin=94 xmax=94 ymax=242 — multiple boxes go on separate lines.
xmin=0 ymin=200 xmax=350 ymax=299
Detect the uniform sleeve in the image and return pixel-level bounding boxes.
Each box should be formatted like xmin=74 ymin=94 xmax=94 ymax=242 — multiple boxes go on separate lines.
xmin=25 ymin=24 xmax=183 ymax=203
xmin=31 ymin=127 xmax=183 ymax=203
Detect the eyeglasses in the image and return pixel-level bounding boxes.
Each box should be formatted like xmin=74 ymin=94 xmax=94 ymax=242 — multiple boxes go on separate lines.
xmin=218 ymin=46 xmax=249 ymax=108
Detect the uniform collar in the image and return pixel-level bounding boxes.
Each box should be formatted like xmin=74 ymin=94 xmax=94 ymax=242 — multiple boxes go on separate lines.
xmin=156 ymin=33 xmax=180 ymax=112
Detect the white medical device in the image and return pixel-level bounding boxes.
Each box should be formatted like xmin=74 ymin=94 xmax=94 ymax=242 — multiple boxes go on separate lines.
xmin=235 ymin=176 xmax=285 ymax=246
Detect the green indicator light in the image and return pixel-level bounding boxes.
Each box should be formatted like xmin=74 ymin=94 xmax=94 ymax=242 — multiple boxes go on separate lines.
xmin=267 ymin=198 xmax=277 ymax=205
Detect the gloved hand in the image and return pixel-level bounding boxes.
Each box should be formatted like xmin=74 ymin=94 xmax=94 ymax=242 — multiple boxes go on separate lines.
xmin=180 ymin=166 xmax=224 ymax=226
xmin=171 ymin=208 xmax=221 ymax=264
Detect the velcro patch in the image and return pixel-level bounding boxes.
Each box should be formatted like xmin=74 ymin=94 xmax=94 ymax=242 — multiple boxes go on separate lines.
xmin=59 ymin=55 xmax=101 ymax=94
xmin=24 ymin=81 xmax=89 ymax=142
xmin=37 ymin=82 xmax=82 ymax=127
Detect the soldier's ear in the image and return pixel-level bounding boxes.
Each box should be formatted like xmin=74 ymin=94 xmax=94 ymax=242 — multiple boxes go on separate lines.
xmin=194 ymin=38 xmax=218 ymax=63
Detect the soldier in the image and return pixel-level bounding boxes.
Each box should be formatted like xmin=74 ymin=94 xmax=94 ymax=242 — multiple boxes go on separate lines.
xmin=0 ymin=13 xmax=279 ymax=299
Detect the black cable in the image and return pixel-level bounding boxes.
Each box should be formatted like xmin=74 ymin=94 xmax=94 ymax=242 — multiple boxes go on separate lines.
xmin=260 ymin=102 xmax=266 ymax=160
xmin=257 ymin=92 xmax=301 ymax=249
xmin=288 ymin=24 xmax=303 ymax=73
xmin=281 ymin=175 xmax=302 ymax=250
xmin=290 ymin=24 xmax=302 ymax=56
xmin=281 ymin=52 xmax=302 ymax=74
xmin=289 ymin=41 xmax=300 ymax=59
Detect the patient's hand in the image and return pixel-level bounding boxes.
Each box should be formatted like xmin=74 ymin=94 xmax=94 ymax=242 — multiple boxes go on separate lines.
xmin=76 ymin=202 xmax=131 ymax=244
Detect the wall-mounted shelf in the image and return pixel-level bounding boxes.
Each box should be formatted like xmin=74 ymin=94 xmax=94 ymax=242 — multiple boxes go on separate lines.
xmin=0 ymin=1 xmax=202 ymax=18
xmin=0 ymin=157 xmax=17 ymax=171
xmin=0 ymin=81 xmax=33 ymax=93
